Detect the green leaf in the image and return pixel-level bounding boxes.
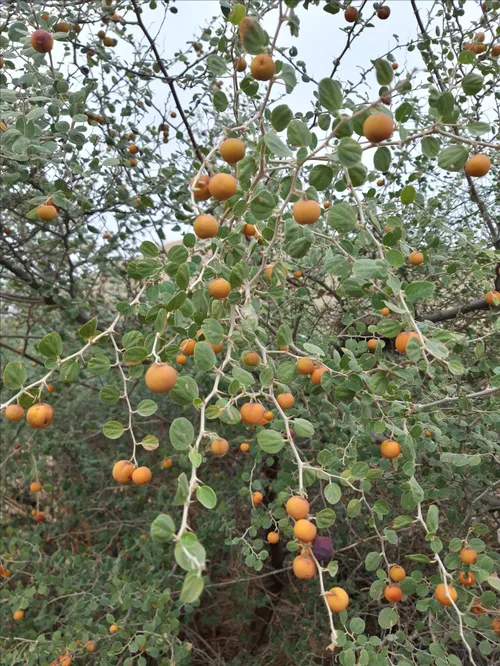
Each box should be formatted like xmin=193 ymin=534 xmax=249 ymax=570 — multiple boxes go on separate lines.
xmin=409 ymin=476 xmax=424 ymax=503
xmin=174 ymin=533 xmax=206 ymax=571
xmin=206 ymin=54 xmax=228 ymax=75
xmin=150 ymin=514 xmax=176 ymax=543
xmin=169 ymin=417 xmax=195 ymax=451
xmin=426 ymin=505 xmax=439 ymax=533
xmin=170 ymin=376 xmax=199 ymax=406
xmin=213 ymin=90 xmax=228 ymax=112
xmin=316 ymin=509 xmax=336 ymax=528
xmin=277 ymin=324 xmax=292 ymax=348
xmin=39 ymin=332 xmax=63 ymax=358
xmin=229 ymin=2 xmax=246 ymax=25
xmin=376 ymin=319 xmax=401 ymax=338
xmin=194 ymin=341 xmax=216 ymax=371
xmin=141 ymin=435 xmax=159 ymax=451
xmin=369 ymin=372 xmax=389 ymax=396
xmin=309 ymin=165 xmax=333 ymax=190
xmin=467 ymin=121 xmax=490 ymax=136
xmin=140 ymin=240 xmax=158 ymax=258
xmin=461 ymin=72 xmax=483 ymax=95
xmin=353 ymin=259 xmax=388 ymax=280
xmin=78 ymin=317 xmax=97 ymax=340
xmin=103 ymin=421 xmax=124 ymax=439
xmin=123 ymin=346 xmax=147 ymax=364
xmin=239 ymin=18 xmax=268 ymax=55
xmin=99 ymin=385 xmax=120 ymax=404
xmin=201 ymin=318 xmax=224 ymax=344
xmin=250 ymin=190 xmax=277 ymax=220
xmin=271 ymin=104 xmax=293 ymax=131
xmin=327 ymin=203 xmax=357 ymax=232
xmin=257 ymin=429 xmax=284 ymax=454
xmin=87 ymin=354 xmax=111 ymax=376
xmin=425 ymin=339 xmax=449 ymax=359
xmin=3 ymin=361 xmax=27 ymax=390
xmin=400 ymin=185 xmax=416 ymax=205
xmin=277 ymin=361 xmax=297 ymax=383
xmin=318 ymin=78 xmax=343 ymax=112
xmin=264 ymin=132 xmax=293 ymax=157
xmin=287 ymin=119 xmax=311 ymax=147
xmin=405 ymin=281 xmax=435 ymax=302
xmin=180 ymin=572 xmax=204 ymax=604
xmin=375 ymin=59 xmax=393 ymax=86
xmin=292 ymin=418 xmax=314 ymax=438
xmin=365 ymin=551 xmax=382 ymax=572
xmin=324 ymin=483 xmax=342 ymax=505
xmin=337 ymin=137 xmax=362 ymax=167
xmin=421 ymin=136 xmax=440 ymax=158
xmin=378 ymin=607 xmax=398 ymax=629
xmin=137 ymin=400 xmax=158 ymax=417
xmin=374 ymin=146 xmax=391 ymax=172
xmin=196 ymin=486 xmax=217 ymax=509
xmin=385 ymin=249 xmax=404 ymax=267
xmin=437 ymin=145 xmax=469 ymax=172
xmin=60 ymin=359 xmax=80 ymax=383
xmin=347 ymin=499 xmax=362 ymax=517
xmin=173 ymin=473 xmax=190 ymax=506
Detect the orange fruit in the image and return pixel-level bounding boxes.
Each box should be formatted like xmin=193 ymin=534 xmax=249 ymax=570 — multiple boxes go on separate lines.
xmin=296 ymin=357 xmax=314 ymax=375
xmin=379 ymin=307 xmax=390 ymax=316
xmin=161 ymin=458 xmax=173 ymax=469
xmin=459 ymin=548 xmax=478 ymax=565
xmin=208 ymin=173 xmax=237 ymax=200
xmin=208 ymin=340 xmax=223 ymax=353
xmin=293 ymin=555 xmax=316 ymax=579
xmin=485 ymin=290 xmax=500 ymax=306
xmin=112 ymin=460 xmax=135 ymax=484
xmin=464 ymin=154 xmax=490 ymax=177
xmin=390 ymin=565 xmax=406 ymax=582
xmin=35 ymin=511 xmax=45 ymax=522
xmin=363 ymin=113 xmax=394 ymax=143
xmin=293 ymin=270 xmax=303 ymax=278
xmin=30 ymin=482 xmax=42 ymax=493
xmin=471 ymin=599 xmax=487 ymax=615
xmin=180 ymin=339 xmax=196 ymax=355
xmin=244 ymin=351 xmax=260 ymax=366
xmin=240 ymin=402 xmax=265 ymax=425
xmin=344 ymin=7 xmax=358 ymax=22
xmin=128 ymin=158 xmax=137 ymax=167
xmin=367 ymin=339 xmax=378 ymax=351
xmin=128 ymin=144 xmax=139 ymax=154
xmin=47 ymin=384 xmax=55 ymax=392
xmin=37 ymin=204 xmax=57 ymax=221
xmin=395 ymin=331 xmax=419 ymax=354
xmin=240 ymin=442 xmax=250 ymax=453
xmin=252 ymin=491 xmax=263 ymax=505
xmin=425 ymin=429 xmax=432 ymax=437
xmin=277 ymin=393 xmax=294 ymax=409
xmin=491 ymin=44 xmax=500 ymax=57
xmin=26 ymin=403 xmax=54 ymax=429
xmin=234 ymin=57 xmax=247 ymax=72
xmin=176 ymin=354 xmax=187 ymax=365
xmin=59 ymin=653 xmax=72 ymax=666
xmin=109 ymin=624 xmax=119 ymax=634
xmin=408 ymin=252 xmax=424 ymax=265
xmin=310 ymin=367 xmax=327 ymax=385
xmin=491 ymin=618 xmax=500 ymax=636
xmin=458 ymin=571 xmax=475 ymax=587
xmin=13 ymin=610 xmax=24 ymax=621
xmin=392 ymin=62 xmax=398 ymax=70
xmin=380 ymin=439 xmax=401 ymax=459
xmin=191 ymin=174 xmax=211 ymax=201
xmin=208 ymin=278 xmax=231 ymax=299
xmin=267 ymin=531 xmax=280 ymax=544
xmin=475 ymin=32 xmax=485 ymax=42
xmin=145 ymin=363 xmax=178 ymax=392
xmin=293 ymin=519 xmax=317 ymax=543
xmin=325 ymin=587 xmax=349 ymax=612
xmin=263 ymin=411 xmax=274 ymax=421
xmin=193 ymin=215 xmax=219 ymax=239
xmin=220 ymin=138 xmax=246 ymax=164
xmin=379 ymin=180 xmax=386 ymax=187
xmin=85 ymin=641 xmax=96 ymax=652
xmin=132 ymin=467 xmax=152 ymax=486
xmin=5 ymin=404 xmax=24 ymax=421
xmin=243 ymin=223 xmax=256 ymax=237
xmin=250 ymin=54 xmax=276 ymax=81
xmin=384 ymin=584 xmax=403 ymax=602
xmin=435 ymin=583 xmax=457 ymax=606
xmin=293 ymin=200 xmax=321 ymax=225
xmin=286 ymin=496 xmax=309 ymax=520
xmin=211 ymin=438 xmax=229 ymax=456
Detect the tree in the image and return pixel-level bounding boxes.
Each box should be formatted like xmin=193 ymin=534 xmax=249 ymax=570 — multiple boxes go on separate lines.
xmin=1 ymin=1 xmax=499 ymax=665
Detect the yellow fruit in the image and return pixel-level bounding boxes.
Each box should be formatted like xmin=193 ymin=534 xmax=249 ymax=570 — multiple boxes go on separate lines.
xmin=5 ymin=404 xmax=24 ymax=421
xmin=208 ymin=278 xmax=231 ymax=299
xmin=161 ymin=458 xmax=173 ymax=469
xmin=240 ymin=442 xmax=250 ymax=453
xmin=220 ymin=138 xmax=246 ymax=164
xmin=390 ymin=565 xmax=406 ymax=582
xmin=485 ymin=291 xmax=500 ymax=306
xmin=234 ymin=57 xmax=247 ymax=72
xmin=286 ymin=496 xmax=309 ymax=520
xmin=109 ymin=624 xmax=119 ymax=633
xmin=263 ymin=411 xmax=274 ymax=421
xmin=379 ymin=307 xmax=390 ymax=316
xmin=193 ymin=215 xmax=219 ymax=239
xmin=363 ymin=113 xmax=394 ymax=143
xmin=211 ymin=438 xmax=229 ymax=456
xmin=395 ymin=331 xmax=419 ymax=354
xmin=293 ymin=200 xmax=321 ymax=225
xmin=132 ymin=467 xmax=152 ymax=486
xmin=325 ymin=587 xmax=349 ymax=612
xmin=250 ymin=54 xmax=276 ymax=81
xmin=384 ymin=584 xmax=403 ymax=602
xmin=191 ymin=174 xmax=211 ymax=201
xmin=37 ymin=204 xmax=57 ymax=221
xmin=458 ymin=571 xmax=475 ymax=587
xmin=293 ymin=270 xmax=303 ymax=278
xmin=26 ymin=403 xmax=54 ymax=429
xmin=310 ymin=367 xmax=327 ymax=385
xmin=176 ymin=354 xmax=187 ymax=365
xmin=145 ymin=363 xmax=178 ymax=392
xmin=367 ymin=339 xmax=378 ymax=351
xmin=293 ymin=555 xmax=315 ymax=579
xmin=243 ymin=223 xmax=256 ymax=237
xmin=459 ymin=548 xmax=477 ymax=565
xmin=293 ymin=519 xmax=317 ymax=543
xmin=13 ymin=610 xmax=24 ymax=621
xmin=112 ymin=460 xmax=135 ymax=484
xmin=240 ymin=402 xmax=265 ymax=425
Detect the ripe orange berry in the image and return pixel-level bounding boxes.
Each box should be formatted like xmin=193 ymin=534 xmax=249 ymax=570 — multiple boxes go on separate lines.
xmin=26 ymin=403 xmax=54 ymax=429
xmin=208 ymin=173 xmax=237 ymax=201
xmin=128 ymin=158 xmax=137 ymax=167
xmin=240 ymin=402 xmax=265 ymax=425
xmin=263 ymin=411 xmax=274 ymax=421
xmin=471 ymin=599 xmax=487 ymax=615
xmin=293 ymin=519 xmax=317 ymax=543
xmin=380 ymin=439 xmax=401 ymax=459
xmin=13 ymin=610 xmax=24 ymax=621
xmin=191 ymin=174 xmax=211 ymax=201
xmin=112 ymin=460 xmax=135 ymax=484
xmin=59 ymin=653 xmax=72 ymax=666
xmin=408 ymin=251 xmax=424 ymax=265
xmin=384 ymin=584 xmax=403 ymax=602
xmin=296 ymin=357 xmax=314 ymax=375
xmin=180 ymin=339 xmax=196 ymax=355
xmin=293 ymin=200 xmax=321 ymax=225
xmin=459 ymin=548 xmax=478 ymax=565
xmin=465 ymin=154 xmax=491 ymax=177
xmin=37 ymin=204 xmax=57 ymax=222
xmin=491 ymin=618 xmax=500 ymax=636
xmin=252 ymin=491 xmax=263 ymax=505
xmin=208 ymin=340 xmax=223 ymax=353
xmin=132 ymin=467 xmax=151 ymax=486
xmin=485 ymin=291 xmax=500 ymax=306
xmin=30 ymin=482 xmax=42 ymax=493
xmin=5 ymin=404 xmax=24 ymax=421
xmin=390 ymin=565 xmax=406 ymax=582
xmin=363 ymin=113 xmax=394 ymax=143
xmin=244 ymin=351 xmax=260 ymax=366
xmin=35 ymin=511 xmax=45 ymax=523
xmin=286 ymin=496 xmax=309 ymax=520
xmin=220 ymin=138 xmax=246 ymax=164
xmin=145 ymin=363 xmax=178 ymax=392
xmin=128 ymin=144 xmax=139 ymax=154
xmin=85 ymin=641 xmax=96 ymax=652
xmin=193 ymin=215 xmax=219 ymax=239
xmin=325 ymin=587 xmax=349 ymax=612
xmin=293 ymin=555 xmax=316 ymax=579
xmin=435 ymin=583 xmax=457 ymax=606
xmin=161 ymin=458 xmax=173 ymax=469
xmin=491 ymin=44 xmax=500 ymax=57
xmin=208 ymin=278 xmax=231 ymax=299
xmin=395 ymin=331 xmax=419 ymax=354
xmin=234 ymin=56 xmax=247 ymax=72
xmin=267 ymin=531 xmax=280 ymax=544
xmin=458 ymin=571 xmax=476 ymax=587
xmin=310 ymin=367 xmax=327 ymax=385
xmin=392 ymin=62 xmax=398 ymax=70
xmin=240 ymin=442 xmax=250 ymax=453
xmin=176 ymin=354 xmax=187 ymax=365
xmin=344 ymin=7 xmax=358 ymax=22
xmin=211 ymin=438 xmax=229 ymax=456
xmin=277 ymin=393 xmax=294 ymax=410
xmin=293 ymin=270 xmax=303 ymax=278
xmin=425 ymin=429 xmax=432 ymax=437
xmin=47 ymin=384 xmax=55 ymax=393
xmin=243 ymin=223 xmax=256 ymax=237
xmin=109 ymin=624 xmax=119 ymax=634
xmin=379 ymin=307 xmax=390 ymax=316
xmin=250 ymin=54 xmax=276 ymax=81
xmin=367 ymin=339 xmax=378 ymax=351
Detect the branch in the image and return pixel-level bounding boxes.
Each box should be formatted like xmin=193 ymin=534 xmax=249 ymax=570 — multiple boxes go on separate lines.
xmin=413 ymin=386 xmax=499 ymax=411
xmin=417 ymin=297 xmax=491 ymax=323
